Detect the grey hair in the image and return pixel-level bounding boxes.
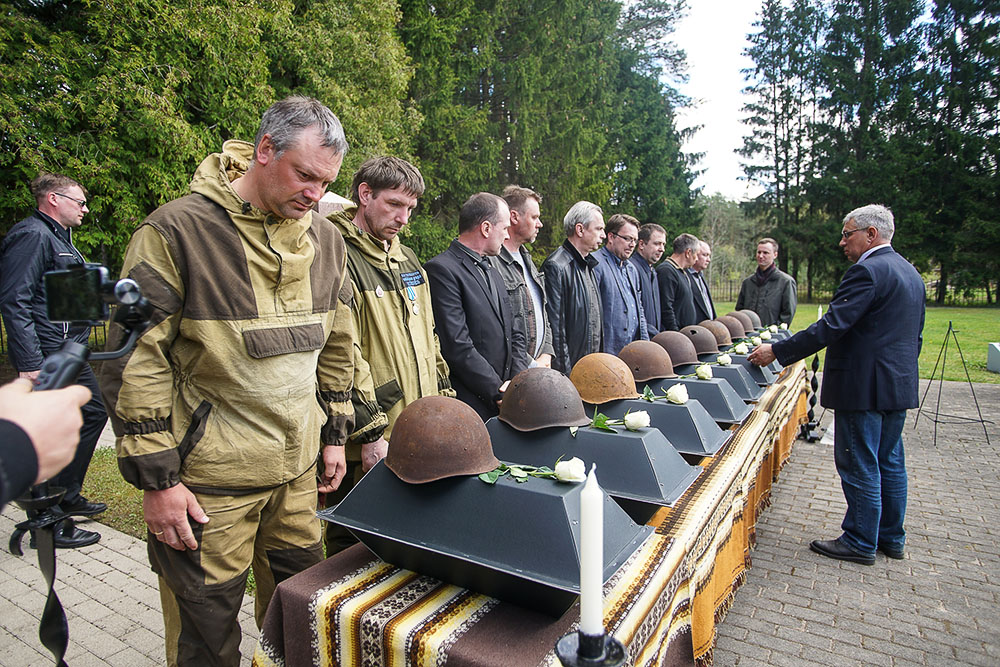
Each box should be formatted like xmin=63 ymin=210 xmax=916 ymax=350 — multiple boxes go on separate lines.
xmin=672 ymin=233 xmax=700 ymax=255
xmin=563 ymin=201 xmax=603 ymax=237
xmin=844 ymin=204 xmax=894 ymax=241
xmin=254 ymin=96 xmax=348 ymax=158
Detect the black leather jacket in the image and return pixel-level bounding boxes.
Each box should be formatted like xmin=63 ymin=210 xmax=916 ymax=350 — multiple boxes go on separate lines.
xmin=0 ymin=210 xmax=89 ymax=371
xmin=541 ymin=240 xmax=603 ymax=374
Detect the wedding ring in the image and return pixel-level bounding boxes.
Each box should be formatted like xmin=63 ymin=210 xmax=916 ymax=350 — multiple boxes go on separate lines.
xmin=152 ymin=530 xmax=164 ymax=536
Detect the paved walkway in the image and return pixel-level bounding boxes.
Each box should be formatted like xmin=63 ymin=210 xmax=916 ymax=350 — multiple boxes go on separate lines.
xmin=0 ymin=378 xmax=996 ymax=665
xmin=715 ymin=378 xmax=1000 ymax=666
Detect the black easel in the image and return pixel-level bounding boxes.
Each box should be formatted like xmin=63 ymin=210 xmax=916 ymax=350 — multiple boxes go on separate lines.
xmin=912 ymin=321 xmax=992 ymax=446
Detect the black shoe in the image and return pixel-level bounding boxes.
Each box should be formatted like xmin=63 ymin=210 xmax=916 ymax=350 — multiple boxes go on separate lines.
xmin=809 ymin=538 xmax=875 ymax=565
xmin=60 ymin=495 xmax=107 ymax=517
xmin=30 ymin=518 xmax=101 ymax=549
xmin=877 ymin=544 xmax=905 ymax=560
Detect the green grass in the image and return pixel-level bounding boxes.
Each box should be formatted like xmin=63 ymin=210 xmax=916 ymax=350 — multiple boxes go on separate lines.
xmin=82 ymin=447 xmax=145 ymax=537
xmin=716 ymin=301 xmax=1000 ymax=384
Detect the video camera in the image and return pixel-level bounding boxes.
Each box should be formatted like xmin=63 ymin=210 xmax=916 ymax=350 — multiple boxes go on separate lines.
xmin=8 ymin=263 xmax=152 ymax=666
xmin=33 ymin=263 xmax=150 ymax=391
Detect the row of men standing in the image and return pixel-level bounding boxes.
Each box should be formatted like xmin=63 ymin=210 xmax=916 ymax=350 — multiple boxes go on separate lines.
xmin=414 ymin=190 xmax=802 ymax=422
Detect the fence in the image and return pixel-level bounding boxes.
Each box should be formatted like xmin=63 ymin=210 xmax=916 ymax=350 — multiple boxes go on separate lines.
xmin=709 ymin=278 xmax=995 ymax=307
xmin=0 ymin=316 xmax=108 ymax=363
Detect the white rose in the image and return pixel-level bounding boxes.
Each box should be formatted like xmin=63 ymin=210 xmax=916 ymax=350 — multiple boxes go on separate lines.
xmin=733 ymin=342 xmax=749 ymax=355
xmin=769 ymin=324 xmax=778 ymax=333
xmin=760 ymin=331 xmax=772 ymax=340
xmin=717 ymin=353 xmax=732 ymax=366
xmin=695 ymin=364 xmax=713 ymax=380
xmin=554 ymin=457 xmax=587 ymax=483
xmin=623 ymin=410 xmax=650 ymax=431
xmin=780 ymin=322 xmax=788 ymax=330
xmin=665 ymin=384 xmax=689 ymax=404
xmin=752 ymin=336 xmax=762 ymax=346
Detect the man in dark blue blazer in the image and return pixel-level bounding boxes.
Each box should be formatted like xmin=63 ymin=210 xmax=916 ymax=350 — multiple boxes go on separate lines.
xmin=749 ymin=204 xmax=925 ymax=565
xmin=426 ymin=193 xmax=530 ymax=420
xmin=629 ymin=222 xmax=666 ymax=338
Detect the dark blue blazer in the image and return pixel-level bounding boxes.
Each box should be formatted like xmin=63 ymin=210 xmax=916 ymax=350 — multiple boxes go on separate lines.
xmin=773 ymin=246 xmax=925 ymax=411
xmin=425 ymin=240 xmax=529 ymax=419
xmin=629 ymin=253 xmax=660 ymax=337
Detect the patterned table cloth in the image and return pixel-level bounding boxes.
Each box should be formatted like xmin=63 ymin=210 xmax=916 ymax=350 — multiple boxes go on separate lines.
xmin=254 ymin=362 xmax=808 ymax=667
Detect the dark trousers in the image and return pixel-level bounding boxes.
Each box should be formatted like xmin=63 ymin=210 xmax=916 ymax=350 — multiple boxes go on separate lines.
xmin=50 ymin=362 xmax=107 ymax=506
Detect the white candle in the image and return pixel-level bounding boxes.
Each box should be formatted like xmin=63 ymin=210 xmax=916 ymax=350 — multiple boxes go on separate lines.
xmin=579 ymin=464 xmax=604 ymax=636
xmin=817 ymin=305 xmax=823 ymax=322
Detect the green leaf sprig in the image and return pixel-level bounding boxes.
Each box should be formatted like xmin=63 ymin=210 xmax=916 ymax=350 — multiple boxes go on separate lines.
xmin=479 ymin=462 xmax=557 ymax=484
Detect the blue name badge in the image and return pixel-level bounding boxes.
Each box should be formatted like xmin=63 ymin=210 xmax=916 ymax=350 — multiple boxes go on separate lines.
xmin=400 ymin=271 xmax=425 ymax=287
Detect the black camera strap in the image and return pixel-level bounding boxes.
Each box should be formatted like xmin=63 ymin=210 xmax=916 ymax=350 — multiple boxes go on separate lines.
xmin=9 ymin=493 xmax=70 ymax=667
xmin=34 ymin=519 xmax=70 ymax=666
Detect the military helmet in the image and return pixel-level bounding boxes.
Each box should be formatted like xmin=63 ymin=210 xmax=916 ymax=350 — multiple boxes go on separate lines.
xmin=569 ymin=353 xmax=640 ymax=404
xmin=739 ymin=309 xmax=763 ymax=329
xmin=680 ymin=325 xmax=720 ymax=356
xmin=619 ymin=340 xmax=677 ymax=382
xmin=716 ymin=316 xmax=746 ymax=341
xmin=699 ymin=319 xmax=732 ymax=346
xmin=651 ymin=331 xmax=700 ymax=368
xmin=726 ymin=311 xmax=755 ymax=335
xmin=385 ymin=396 xmax=499 ymax=483
xmin=499 ymin=367 xmax=591 ymax=431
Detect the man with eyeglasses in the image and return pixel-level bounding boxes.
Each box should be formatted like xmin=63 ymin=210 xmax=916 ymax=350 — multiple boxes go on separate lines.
xmin=592 ymin=213 xmax=648 ymax=354
xmin=749 ymin=205 xmax=925 ymax=566
xmin=0 ymin=173 xmax=107 ymax=548
xmin=735 ymin=237 xmax=797 ymax=326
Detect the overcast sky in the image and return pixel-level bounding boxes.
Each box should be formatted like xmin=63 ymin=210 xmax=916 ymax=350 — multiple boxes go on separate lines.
xmin=672 ymin=0 xmax=764 ymax=202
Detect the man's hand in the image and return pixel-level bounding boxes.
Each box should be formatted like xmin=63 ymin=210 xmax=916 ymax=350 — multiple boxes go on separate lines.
xmin=0 ymin=379 xmax=89 ymax=484
xmin=496 ymin=379 xmax=511 ymax=407
xmin=535 ymin=353 xmax=552 ymax=368
xmin=747 ymin=343 xmax=776 ymax=367
xmin=144 ymin=484 xmax=209 ymax=551
xmin=318 ymin=445 xmax=347 ymax=493
xmin=361 ymin=436 xmax=389 ymax=473
xmin=18 ymin=370 xmax=40 ymax=383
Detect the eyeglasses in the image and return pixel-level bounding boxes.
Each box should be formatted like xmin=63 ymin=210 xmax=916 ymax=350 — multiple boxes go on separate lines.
xmin=611 ymin=232 xmax=638 ymax=245
xmin=54 ymin=192 xmax=88 ymax=208
xmin=841 ymin=227 xmax=866 ymax=240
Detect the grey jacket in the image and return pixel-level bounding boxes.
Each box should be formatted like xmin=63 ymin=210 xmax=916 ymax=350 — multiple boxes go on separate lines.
xmin=491 ymin=245 xmax=554 ymax=362
xmin=735 ymin=267 xmax=797 ymax=326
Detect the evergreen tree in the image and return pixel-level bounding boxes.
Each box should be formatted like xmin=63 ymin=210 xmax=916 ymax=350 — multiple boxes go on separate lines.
xmin=912 ymin=0 xmax=999 ymax=302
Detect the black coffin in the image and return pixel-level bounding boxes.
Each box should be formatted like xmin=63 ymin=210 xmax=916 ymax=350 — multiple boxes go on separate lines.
xmin=642 ymin=375 xmax=753 ymax=425
xmin=690 ymin=356 xmax=765 ymax=402
xmin=320 ymin=462 xmax=654 ymax=617
xmin=594 ymin=398 xmax=731 ymax=456
xmin=727 ymin=355 xmax=777 ymax=386
xmin=486 ymin=418 xmax=701 ymax=524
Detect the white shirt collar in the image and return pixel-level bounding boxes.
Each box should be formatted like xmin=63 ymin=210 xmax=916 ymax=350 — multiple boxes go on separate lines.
xmin=858 ymin=243 xmax=891 ymax=263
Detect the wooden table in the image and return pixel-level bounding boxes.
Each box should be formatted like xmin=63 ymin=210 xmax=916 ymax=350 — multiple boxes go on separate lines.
xmin=253 ymin=362 xmax=808 ymax=667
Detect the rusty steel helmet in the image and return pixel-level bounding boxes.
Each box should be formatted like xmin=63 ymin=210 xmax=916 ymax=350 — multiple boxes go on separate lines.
xmin=680 ymin=325 xmax=720 ymax=356
xmin=726 ymin=311 xmax=755 ymax=335
xmin=385 ymin=396 xmax=499 ymax=483
xmin=619 ymin=340 xmax=677 ymax=382
xmin=716 ymin=316 xmax=746 ymax=341
xmin=700 ymin=319 xmax=732 ymax=346
xmin=569 ymin=353 xmax=640 ymax=404
xmin=739 ymin=309 xmax=763 ymax=329
xmin=499 ymin=367 xmax=590 ymax=431
xmin=652 ymin=331 xmax=700 ymax=368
